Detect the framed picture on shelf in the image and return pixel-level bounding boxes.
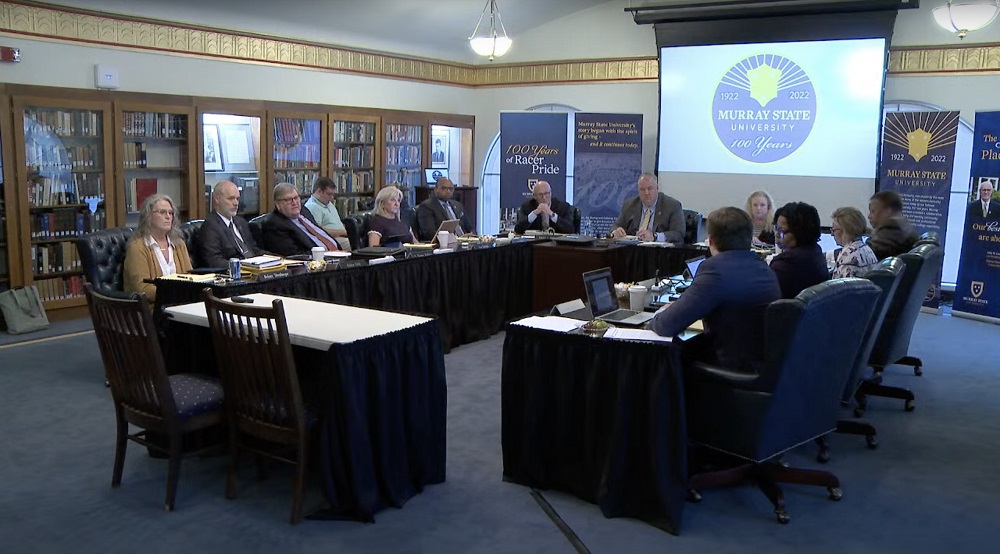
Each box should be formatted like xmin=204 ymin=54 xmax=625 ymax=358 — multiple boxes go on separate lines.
xmin=219 ymin=123 xmax=256 ymax=172
xmin=431 ymin=129 xmax=449 ymax=168
xmin=203 ymin=124 xmax=223 ymax=171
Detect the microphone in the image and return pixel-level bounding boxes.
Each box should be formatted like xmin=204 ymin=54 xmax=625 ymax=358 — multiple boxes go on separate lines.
xmin=650 ymin=269 xmax=665 ymax=294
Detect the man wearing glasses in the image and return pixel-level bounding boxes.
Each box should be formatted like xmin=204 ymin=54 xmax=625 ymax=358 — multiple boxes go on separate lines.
xmin=197 ymin=180 xmax=263 ymax=268
xmin=262 ymin=182 xmax=341 ymax=256
xmin=513 ymin=180 xmax=575 ymax=234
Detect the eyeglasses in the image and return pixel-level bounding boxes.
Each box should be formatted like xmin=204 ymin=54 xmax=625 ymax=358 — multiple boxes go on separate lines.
xmin=153 ymin=209 xmax=174 ymax=216
xmin=276 ymin=196 xmax=300 ymax=204
xmin=772 ymin=225 xmax=787 ymax=238
xmin=533 ymin=191 xmax=551 ymax=198
xmin=831 ymin=226 xmax=843 ymax=234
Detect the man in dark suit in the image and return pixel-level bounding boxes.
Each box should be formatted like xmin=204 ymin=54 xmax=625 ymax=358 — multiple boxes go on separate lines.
xmin=969 ymin=177 xmax=999 ymax=220
xmin=514 ymin=180 xmax=575 ymax=234
xmin=196 ymin=180 xmax=262 ymax=268
xmin=650 ymin=207 xmax=781 ymax=373
xmin=611 ymin=173 xmax=685 ymax=243
xmin=867 ymin=190 xmax=920 ymax=260
xmin=415 ymin=177 xmax=472 ymax=241
xmin=262 ymin=182 xmax=340 ymax=257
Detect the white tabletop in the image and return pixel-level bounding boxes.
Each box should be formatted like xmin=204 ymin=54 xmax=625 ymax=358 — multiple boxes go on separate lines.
xmin=165 ymin=293 xmax=432 ymax=350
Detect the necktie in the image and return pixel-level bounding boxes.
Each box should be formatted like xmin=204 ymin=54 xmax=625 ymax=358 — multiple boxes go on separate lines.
xmin=444 ymin=201 xmax=457 ymax=220
xmin=638 ymin=208 xmax=651 ymax=234
xmin=230 ymin=221 xmax=250 ymax=257
xmin=298 ymin=216 xmax=339 ymax=251
xmin=985 ymin=202 xmax=989 ymax=218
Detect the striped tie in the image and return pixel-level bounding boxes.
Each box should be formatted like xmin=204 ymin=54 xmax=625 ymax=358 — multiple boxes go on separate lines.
xmin=638 ymin=208 xmax=651 ymax=234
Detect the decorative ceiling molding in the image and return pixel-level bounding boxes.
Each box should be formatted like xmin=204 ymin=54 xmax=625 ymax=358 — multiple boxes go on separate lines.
xmin=1 ymin=1 xmax=999 ymax=86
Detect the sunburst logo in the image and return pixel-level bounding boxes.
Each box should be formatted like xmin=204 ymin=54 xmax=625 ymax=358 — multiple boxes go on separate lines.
xmin=883 ymin=112 xmax=959 ymax=164
xmin=713 ymin=54 xmax=816 ymax=163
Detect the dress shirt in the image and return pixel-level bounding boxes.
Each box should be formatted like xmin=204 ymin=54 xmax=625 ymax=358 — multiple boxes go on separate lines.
xmin=440 ymin=199 xmax=457 ymax=221
xmin=217 ymin=213 xmax=248 ymax=244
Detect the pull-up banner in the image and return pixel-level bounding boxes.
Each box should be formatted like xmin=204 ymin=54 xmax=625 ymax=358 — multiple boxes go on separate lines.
xmin=879 ymin=111 xmax=959 ymax=311
xmin=953 ymin=111 xmax=1000 ymax=324
xmin=499 ymin=112 xmax=568 ymax=212
xmin=573 ymin=113 xmax=643 ymax=237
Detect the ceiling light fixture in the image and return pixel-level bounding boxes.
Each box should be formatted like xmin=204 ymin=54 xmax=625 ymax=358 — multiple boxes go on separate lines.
xmin=932 ymin=0 xmax=1000 ymax=39
xmin=469 ymin=0 xmax=512 ymax=61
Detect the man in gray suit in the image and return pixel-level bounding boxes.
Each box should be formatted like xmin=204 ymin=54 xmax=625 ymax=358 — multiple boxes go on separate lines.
xmin=611 ymin=173 xmax=685 ymax=243
xmin=415 ymin=177 xmax=472 ymax=241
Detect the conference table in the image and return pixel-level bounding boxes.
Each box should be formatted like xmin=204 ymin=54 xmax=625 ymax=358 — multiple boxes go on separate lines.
xmin=164 ymin=293 xmax=447 ymax=522
xmin=501 ymin=321 xmax=689 ymax=535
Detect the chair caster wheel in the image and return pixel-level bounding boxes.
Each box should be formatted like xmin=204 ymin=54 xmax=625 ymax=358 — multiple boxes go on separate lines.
xmin=914 ymin=366 xmax=922 ymax=376
xmin=105 ymin=379 xmax=111 ymax=388
xmin=866 ymin=435 xmax=878 ymax=449
xmin=816 ymin=448 xmax=830 ymax=464
xmin=828 ymin=487 xmax=843 ymax=501
xmin=854 ymin=407 xmax=865 ymax=418
xmin=905 ymin=399 xmax=915 ymax=412
xmin=687 ymin=489 xmax=703 ymax=503
xmin=776 ymin=510 xmax=791 ymax=524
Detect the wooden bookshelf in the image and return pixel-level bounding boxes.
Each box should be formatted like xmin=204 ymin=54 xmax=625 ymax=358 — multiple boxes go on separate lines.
xmin=331 ymin=113 xmax=379 ymax=216
xmin=383 ymin=115 xmax=425 ymax=209
xmin=199 ymin=107 xmax=264 ymax=219
xmin=268 ymin=111 xmax=326 ymax=199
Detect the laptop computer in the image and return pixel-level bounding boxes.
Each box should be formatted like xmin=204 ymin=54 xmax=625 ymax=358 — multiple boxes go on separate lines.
xmin=582 ymin=267 xmax=655 ymax=326
xmin=431 ymin=218 xmax=463 ymax=245
xmin=670 ymin=255 xmax=706 ymax=282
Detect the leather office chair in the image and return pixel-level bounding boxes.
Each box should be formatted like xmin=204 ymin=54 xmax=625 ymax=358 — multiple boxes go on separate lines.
xmin=203 ymin=290 xmax=310 ymax=524
xmin=401 ymin=206 xmax=417 ymax=239
xmin=344 ymin=211 xmax=374 ymax=250
xmin=86 ymin=284 xmax=224 ymax=512
xmin=686 ymin=279 xmax=880 ymax=524
xmin=248 ymin=213 xmax=269 ymax=247
xmin=914 ymin=231 xmax=940 ymax=248
xmin=571 ymin=207 xmax=581 ymax=234
xmin=177 ymin=219 xmax=204 ymax=267
xmin=855 ymin=243 xmax=943 ymax=413
xmin=77 ymin=227 xmax=135 ymax=299
xmin=683 ymin=209 xmax=703 ymax=244
xmin=815 ymin=258 xmax=907 ymax=462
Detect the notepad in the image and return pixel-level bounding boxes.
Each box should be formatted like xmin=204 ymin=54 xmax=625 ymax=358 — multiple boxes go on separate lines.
xmin=159 ymin=273 xmax=216 ymax=282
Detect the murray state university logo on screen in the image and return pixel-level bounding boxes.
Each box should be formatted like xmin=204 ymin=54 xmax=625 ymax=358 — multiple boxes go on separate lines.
xmin=713 ymin=54 xmax=816 ymax=163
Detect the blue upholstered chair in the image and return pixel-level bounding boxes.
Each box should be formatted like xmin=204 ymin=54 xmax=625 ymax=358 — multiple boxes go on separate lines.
xmin=685 ymin=278 xmax=880 ymax=524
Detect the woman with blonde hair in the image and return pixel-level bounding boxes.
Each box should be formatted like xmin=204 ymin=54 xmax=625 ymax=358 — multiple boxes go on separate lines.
xmin=744 ymin=190 xmax=776 ymax=244
xmin=368 ymin=185 xmax=417 ymax=247
xmin=123 ymin=193 xmax=192 ymax=301
xmin=830 ymin=206 xmax=878 ymax=278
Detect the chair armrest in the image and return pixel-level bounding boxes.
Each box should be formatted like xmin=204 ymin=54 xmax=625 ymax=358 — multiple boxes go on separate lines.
xmin=688 ymin=361 xmax=765 ymax=390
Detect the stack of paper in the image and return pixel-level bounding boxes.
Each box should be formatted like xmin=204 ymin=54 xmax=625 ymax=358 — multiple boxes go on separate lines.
xmin=511 ymin=316 xmax=584 ymax=332
xmin=241 ymin=255 xmax=283 ymax=269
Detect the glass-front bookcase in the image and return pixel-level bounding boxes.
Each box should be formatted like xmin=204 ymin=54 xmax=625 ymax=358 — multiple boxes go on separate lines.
xmin=271 ymin=114 xmax=324 ymax=199
xmin=202 ymin=112 xmax=262 ymax=218
xmin=331 ymin=114 xmax=378 ymax=216
xmin=14 ymin=98 xmax=113 ymax=307
xmin=117 ymin=105 xmax=192 ymax=227
xmin=0 ymin=125 xmax=9 ymax=295
xmin=384 ymin=121 xmax=423 ymax=208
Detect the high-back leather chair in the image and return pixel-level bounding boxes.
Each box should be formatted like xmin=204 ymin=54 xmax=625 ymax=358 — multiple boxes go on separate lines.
xmin=86 ymin=284 xmax=224 ymax=512
xmin=856 ymin=243 xmax=944 ymax=413
xmin=344 ymin=212 xmax=374 ymax=250
xmin=683 ymin=209 xmax=704 ymax=244
xmin=914 ymin=231 xmax=940 ymax=248
xmin=571 ymin=207 xmax=582 ymax=234
xmin=248 ymin=213 xmax=269 ymax=247
xmin=76 ymin=227 xmax=134 ymax=299
xmin=177 ymin=219 xmax=204 ymax=267
xmin=686 ymin=278 xmax=880 ymax=523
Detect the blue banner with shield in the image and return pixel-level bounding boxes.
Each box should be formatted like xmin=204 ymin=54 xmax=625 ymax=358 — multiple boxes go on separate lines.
xmin=499 ymin=113 xmax=568 ymax=228
xmin=573 ymin=113 xmax=643 ymax=237
xmin=879 ymin=111 xmax=959 ymax=310
xmin=953 ymin=111 xmax=1000 ymax=323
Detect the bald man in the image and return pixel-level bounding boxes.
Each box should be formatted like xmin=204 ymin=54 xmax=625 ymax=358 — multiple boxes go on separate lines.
xmin=196 ymin=180 xmax=262 ymax=268
xmin=513 ymin=181 xmax=575 ymax=234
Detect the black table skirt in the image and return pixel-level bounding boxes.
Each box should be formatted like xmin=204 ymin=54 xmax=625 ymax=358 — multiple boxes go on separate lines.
xmin=613 ymin=245 xmax=709 ymax=283
xmin=155 ymin=243 xmax=534 ymax=350
xmin=501 ymin=325 xmax=688 ymax=535
xmin=167 ymin=319 xmax=447 ymax=522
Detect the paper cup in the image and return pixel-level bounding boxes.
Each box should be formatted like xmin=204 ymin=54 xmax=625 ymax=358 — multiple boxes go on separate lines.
xmin=628 ymin=285 xmax=648 ymax=311
xmin=438 ymin=231 xmax=450 ymax=248
xmin=311 ymin=246 xmax=325 ymax=261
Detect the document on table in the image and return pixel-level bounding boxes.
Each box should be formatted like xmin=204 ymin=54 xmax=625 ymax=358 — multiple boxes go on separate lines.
xmin=511 ymin=315 xmax=584 ymax=333
xmin=602 ymin=328 xmax=673 ymax=343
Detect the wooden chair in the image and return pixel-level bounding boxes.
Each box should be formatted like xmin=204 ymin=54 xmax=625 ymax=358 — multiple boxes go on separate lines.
xmin=85 ymin=284 xmax=224 ymax=511
xmin=202 ymin=289 xmax=310 ymax=524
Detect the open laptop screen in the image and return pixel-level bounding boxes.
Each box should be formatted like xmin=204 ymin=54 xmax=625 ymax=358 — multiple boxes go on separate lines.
xmin=685 ymin=256 xmax=706 ymax=279
xmin=582 ymin=268 xmax=619 ymax=317
xmin=424 ymin=168 xmax=449 ymax=184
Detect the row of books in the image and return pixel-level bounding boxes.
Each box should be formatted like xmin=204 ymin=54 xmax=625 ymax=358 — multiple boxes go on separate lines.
xmin=333 ymin=121 xmax=376 ymax=144
xmin=385 ymin=145 xmax=421 ymax=167
xmin=25 ymin=109 xmax=102 ymax=137
xmin=333 ymin=145 xmax=374 ymax=168
xmin=124 ymin=178 xmax=157 ymax=213
xmin=35 ymin=275 xmax=86 ymax=301
xmin=275 ymin=171 xmax=319 ymax=197
xmin=27 ymin=143 xmax=101 ymax=170
xmin=273 ymin=143 xmax=321 ymax=168
xmin=31 ymin=242 xmax=82 ymax=275
xmin=335 ymin=196 xmax=370 ymax=216
xmin=28 ymin=175 xmax=104 ymax=206
xmin=385 ymin=124 xmax=421 ymax=144
xmin=385 ymin=168 xmax=422 ymax=188
xmin=273 ymin=118 xmax=321 ymax=144
xmin=30 ymin=208 xmax=106 ymax=239
xmin=122 ymin=111 xmax=187 ymax=139
xmin=332 ymin=170 xmax=375 ymax=193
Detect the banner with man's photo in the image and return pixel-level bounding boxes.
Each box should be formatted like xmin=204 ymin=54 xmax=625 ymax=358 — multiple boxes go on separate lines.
xmin=879 ymin=111 xmax=959 ymax=310
xmin=953 ymin=111 xmax=1000 ymax=323
xmin=499 ymin=113 xmax=568 ymax=231
xmin=573 ymin=113 xmax=643 ymax=237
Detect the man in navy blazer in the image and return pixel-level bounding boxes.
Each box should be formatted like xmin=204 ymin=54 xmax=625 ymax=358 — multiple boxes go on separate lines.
xmin=611 ymin=173 xmax=685 ymax=243
xmin=650 ymin=207 xmax=781 ymax=373
xmin=415 ymin=177 xmax=472 ymax=241
xmin=196 ymin=180 xmax=262 ymax=268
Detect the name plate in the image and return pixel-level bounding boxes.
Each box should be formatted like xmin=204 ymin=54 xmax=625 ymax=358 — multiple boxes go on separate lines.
xmin=253 ymin=270 xmax=291 ymax=282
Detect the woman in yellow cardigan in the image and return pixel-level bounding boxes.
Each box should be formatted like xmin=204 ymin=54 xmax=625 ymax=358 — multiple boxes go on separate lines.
xmin=124 ymin=194 xmax=192 ymax=301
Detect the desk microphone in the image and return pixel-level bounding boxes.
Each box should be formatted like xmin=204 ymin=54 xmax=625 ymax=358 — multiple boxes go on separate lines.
xmin=650 ymin=270 xmax=665 ymax=294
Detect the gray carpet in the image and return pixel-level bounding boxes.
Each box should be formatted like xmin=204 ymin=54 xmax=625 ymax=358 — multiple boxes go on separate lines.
xmin=0 ymin=317 xmax=94 ymax=347
xmin=1 ymin=312 xmax=998 ymax=553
